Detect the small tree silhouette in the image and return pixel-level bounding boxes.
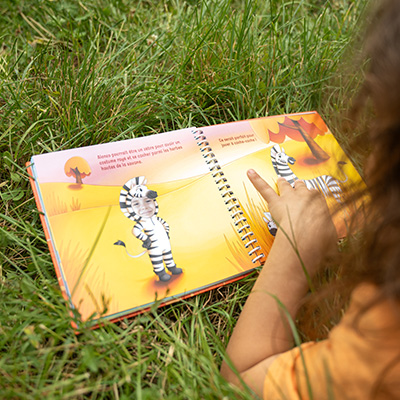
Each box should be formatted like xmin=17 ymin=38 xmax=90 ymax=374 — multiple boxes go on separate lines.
xmin=64 ymin=157 xmax=91 ymax=184
xmin=250 ymin=114 xmax=330 ymax=161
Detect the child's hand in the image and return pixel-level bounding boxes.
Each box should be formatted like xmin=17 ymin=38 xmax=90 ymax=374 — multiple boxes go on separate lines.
xmin=247 ymin=169 xmax=337 ymax=275
xmin=142 ymin=237 xmax=152 ymax=249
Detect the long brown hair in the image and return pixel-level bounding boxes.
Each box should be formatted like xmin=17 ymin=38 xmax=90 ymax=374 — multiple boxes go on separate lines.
xmin=347 ymin=0 xmax=400 ymax=299
xmin=298 ymin=0 xmax=400 ymax=341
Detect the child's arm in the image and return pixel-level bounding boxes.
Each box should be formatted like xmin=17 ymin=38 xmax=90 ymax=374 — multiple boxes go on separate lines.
xmin=157 ymin=216 xmax=170 ymax=236
xmin=220 ymin=170 xmax=337 ymax=397
xmin=133 ymin=222 xmax=151 ymax=249
xmin=133 ymin=222 xmax=147 ymax=241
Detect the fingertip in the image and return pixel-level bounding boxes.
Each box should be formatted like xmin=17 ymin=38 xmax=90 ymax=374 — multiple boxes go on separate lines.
xmin=276 ymin=177 xmax=289 ymax=187
xmin=276 ymin=176 xmax=293 ymax=193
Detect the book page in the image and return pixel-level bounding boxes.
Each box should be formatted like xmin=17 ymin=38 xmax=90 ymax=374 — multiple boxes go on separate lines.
xmin=200 ymin=112 xmax=365 ymax=253
xmin=30 ymin=128 xmax=260 ymax=325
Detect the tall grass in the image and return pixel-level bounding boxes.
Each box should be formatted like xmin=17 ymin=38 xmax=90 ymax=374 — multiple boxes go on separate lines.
xmin=1 ymin=0 xmax=368 ymax=398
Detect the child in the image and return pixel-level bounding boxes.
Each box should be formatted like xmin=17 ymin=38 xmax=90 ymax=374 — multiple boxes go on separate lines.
xmin=220 ymin=1 xmax=400 ymax=398
xmin=118 ymin=176 xmax=182 ymax=282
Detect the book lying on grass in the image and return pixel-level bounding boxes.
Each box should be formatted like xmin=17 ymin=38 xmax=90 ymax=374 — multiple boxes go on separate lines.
xmin=27 ymin=111 xmax=364 ymax=329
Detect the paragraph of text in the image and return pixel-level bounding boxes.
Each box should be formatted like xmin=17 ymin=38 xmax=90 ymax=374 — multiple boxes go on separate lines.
xmin=96 ymin=141 xmax=183 ymax=171
xmin=218 ymin=133 xmax=257 ymax=149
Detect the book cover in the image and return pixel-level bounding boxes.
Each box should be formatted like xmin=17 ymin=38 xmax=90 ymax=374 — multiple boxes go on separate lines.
xmin=27 ymin=111 xmax=364 ymax=328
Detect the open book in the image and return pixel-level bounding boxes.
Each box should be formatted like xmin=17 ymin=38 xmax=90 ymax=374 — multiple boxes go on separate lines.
xmin=27 ymin=111 xmax=364 ymax=328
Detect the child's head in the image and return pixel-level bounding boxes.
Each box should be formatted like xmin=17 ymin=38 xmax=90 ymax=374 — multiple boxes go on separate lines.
xmin=301 ymin=0 xmax=400 ymax=339
xmin=131 ymin=197 xmax=156 ymax=219
xmin=348 ymin=0 xmax=400 ymax=299
xmin=363 ymin=0 xmax=400 ymax=132
xmin=119 ymin=176 xmax=159 ymax=222
xmin=358 ymin=0 xmax=400 ymax=220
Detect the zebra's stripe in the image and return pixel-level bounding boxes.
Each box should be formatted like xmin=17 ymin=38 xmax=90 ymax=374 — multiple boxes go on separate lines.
xmin=271 ymin=145 xmax=343 ymax=202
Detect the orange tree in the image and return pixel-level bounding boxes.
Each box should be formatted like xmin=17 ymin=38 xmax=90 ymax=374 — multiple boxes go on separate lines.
xmin=250 ymin=114 xmax=330 ymax=161
xmin=64 ymin=157 xmax=91 ymax=184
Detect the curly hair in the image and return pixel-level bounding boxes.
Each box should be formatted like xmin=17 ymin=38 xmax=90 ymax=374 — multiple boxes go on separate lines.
xmin=298 ymin=0 xmax=400 ymax=342
xmin=349 ymin=0 xmax=400 ymax=300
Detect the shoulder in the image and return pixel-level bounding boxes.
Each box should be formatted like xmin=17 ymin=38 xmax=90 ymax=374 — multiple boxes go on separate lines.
xmin=263 ymin=284 xmax=400 ymax=399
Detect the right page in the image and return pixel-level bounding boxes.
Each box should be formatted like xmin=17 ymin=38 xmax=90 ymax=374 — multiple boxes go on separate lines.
xmin=199 ymin=111 xmax=365 ymax=264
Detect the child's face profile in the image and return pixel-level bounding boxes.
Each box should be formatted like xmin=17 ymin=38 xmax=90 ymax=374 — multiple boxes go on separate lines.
xmin=132 ymin=197 xmax=156 ymax=218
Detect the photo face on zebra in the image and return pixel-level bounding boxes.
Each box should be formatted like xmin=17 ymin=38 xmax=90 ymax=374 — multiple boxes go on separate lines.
xmin=131 ymin=197 xmax=156 ymax=219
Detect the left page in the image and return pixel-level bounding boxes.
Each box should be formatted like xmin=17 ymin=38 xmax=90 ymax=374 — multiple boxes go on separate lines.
xmin=29 ymin=128 xmax=262 ymax=327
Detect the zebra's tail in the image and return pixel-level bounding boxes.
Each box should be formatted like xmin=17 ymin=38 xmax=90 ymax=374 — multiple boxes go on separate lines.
xmin=114 ymin=240 xmax=146 ymax=258
xmin=337 ymin=161 xmax=348 ymax=183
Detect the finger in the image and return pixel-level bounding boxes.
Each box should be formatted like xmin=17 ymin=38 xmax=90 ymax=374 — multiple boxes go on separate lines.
xmin=276 ymin=177 xmax=294 ymax=195
xmin=247 ymin=169 xmax=279 ymax=204
xmin=294 ymin=179 xmax=307 ymax=190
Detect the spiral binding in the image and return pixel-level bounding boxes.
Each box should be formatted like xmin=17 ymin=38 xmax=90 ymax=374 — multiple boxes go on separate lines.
xmin=192 ymin=129 xmax=265 ymax=264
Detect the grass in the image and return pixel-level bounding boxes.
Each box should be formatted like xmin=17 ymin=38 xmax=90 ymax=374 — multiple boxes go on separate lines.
xmin=1 ymin=0 xmax=369 ymax=398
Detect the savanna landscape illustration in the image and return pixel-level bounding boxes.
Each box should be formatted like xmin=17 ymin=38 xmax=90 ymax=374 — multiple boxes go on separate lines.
xmin=38 ymin=164 xmax=269 ymax=323
xmin=32 ymin=114 xmax=364 ymax=324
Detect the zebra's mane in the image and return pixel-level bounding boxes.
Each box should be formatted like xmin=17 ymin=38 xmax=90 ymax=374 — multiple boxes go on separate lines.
xmin=270 ymin=144 xmax=281 ymax=176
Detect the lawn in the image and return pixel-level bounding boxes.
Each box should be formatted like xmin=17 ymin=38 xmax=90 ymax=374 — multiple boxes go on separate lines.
xmin=0 ymin=0 xmax=369 ymax=398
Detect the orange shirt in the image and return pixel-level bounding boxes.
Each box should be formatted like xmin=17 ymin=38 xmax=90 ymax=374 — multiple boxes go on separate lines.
xmin=264 ymin=284 xmax=400 ymax=399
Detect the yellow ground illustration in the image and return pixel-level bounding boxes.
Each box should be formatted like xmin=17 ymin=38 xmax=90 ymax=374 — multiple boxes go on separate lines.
xmin=41 ymin=171 xmax=267 ymax=322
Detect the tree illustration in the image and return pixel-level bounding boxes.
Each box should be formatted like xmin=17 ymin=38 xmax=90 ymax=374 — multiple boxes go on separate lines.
xmin=64 ymin=157 xmax=91 ymax=184
xmin=250 ymin=114 xmax=330 ymax=161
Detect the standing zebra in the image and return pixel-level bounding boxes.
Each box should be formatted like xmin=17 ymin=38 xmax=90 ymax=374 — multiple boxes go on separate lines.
xmin=115 ymin=176 xmax=182 ymax=282
xmin=270 ymin=144 xmax=347 ymax=203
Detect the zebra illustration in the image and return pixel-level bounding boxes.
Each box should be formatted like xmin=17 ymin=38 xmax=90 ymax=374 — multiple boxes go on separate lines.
xmin=270 ymin=144 xmax=347 ymax=203
xmin=263 ymin=212 xmax=277 ymax=237
xmin=114 ymin=176 xmax=182 ymax=282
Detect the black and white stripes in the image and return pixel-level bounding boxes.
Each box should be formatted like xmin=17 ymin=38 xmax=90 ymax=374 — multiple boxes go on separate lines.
xmin=270 ymin=144 xmax=346 ymax=202
xmin=116 ymin=176 xmax=180 ymax=281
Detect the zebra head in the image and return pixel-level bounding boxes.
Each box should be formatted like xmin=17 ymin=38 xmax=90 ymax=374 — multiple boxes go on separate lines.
xmin=270 ymin=144 xmax=296 ymax=175
xmin=270 ymin=144 xmax=298 ymax=186
xmin=262 ymin=212 xmax=277 ymax=237
xmin=126 ymin=176 xmax=158 ymax=199
xmin=271 ymin=144 xmax=296 ymax=165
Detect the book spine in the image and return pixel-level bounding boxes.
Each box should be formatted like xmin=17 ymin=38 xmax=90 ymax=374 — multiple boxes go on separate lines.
xmin=192 ymin=129 xmax=264 ymax=264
